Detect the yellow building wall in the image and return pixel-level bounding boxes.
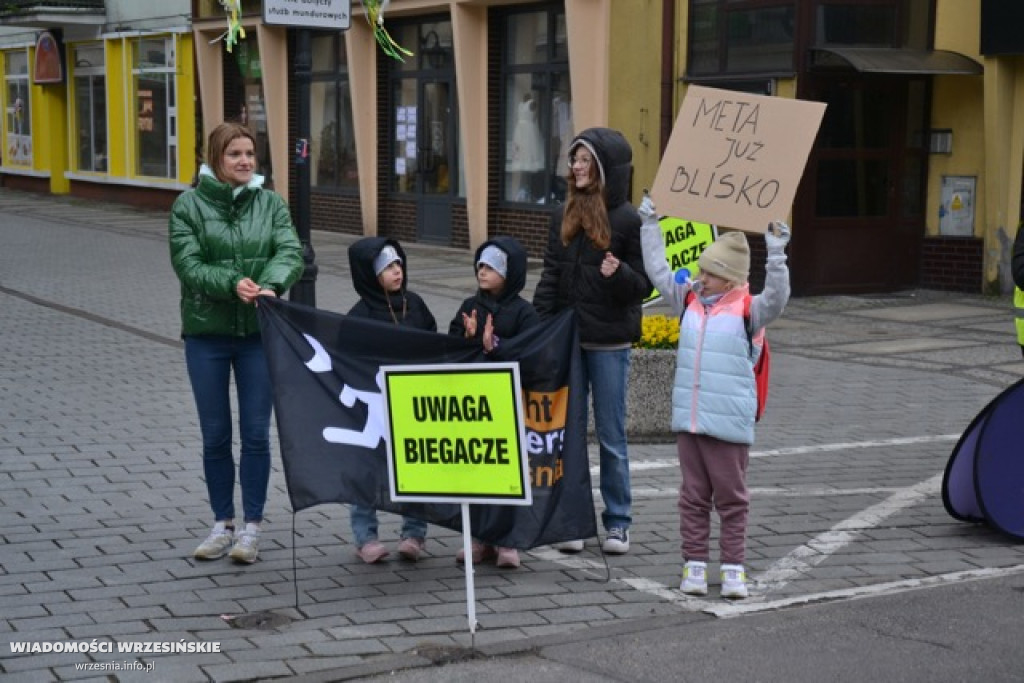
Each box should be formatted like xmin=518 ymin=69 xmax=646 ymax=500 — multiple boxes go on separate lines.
xmin=105 ymin=39 xmax=128 ymax=178
xmin=607 ymin=0 xmax=662 ymax=202
xmin=36 ymin=79 xmax=69 ymax=192
xmin=930 ymin=0 xmax=985 ymax=239
xmin=928 ymin=75 xmax=985 ymax=235
xmin=176 ymin=32 xmax=197 ymax=186
xmin=935 ymin=0 xmax=1024 ymax=292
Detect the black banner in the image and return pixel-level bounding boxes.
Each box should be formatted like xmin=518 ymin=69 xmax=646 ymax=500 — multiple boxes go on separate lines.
xmin=257 ymin=297 xmax=597 ymax=549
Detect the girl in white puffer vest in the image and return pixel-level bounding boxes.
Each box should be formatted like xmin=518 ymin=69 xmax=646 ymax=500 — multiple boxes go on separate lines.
xmin=639 ymin=196 xmax=790 ymax=600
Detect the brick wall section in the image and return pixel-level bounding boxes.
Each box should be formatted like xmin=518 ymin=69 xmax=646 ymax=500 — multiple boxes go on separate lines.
xmin=70 ymin=180 xmax=178 ymax=211
xmin=920 ymin=236 xmax=983 ymax=293
xmin=381 ymin=199 xmax=418 ymax=243
xmin=313 ymin=193 xmax=363 ymax=234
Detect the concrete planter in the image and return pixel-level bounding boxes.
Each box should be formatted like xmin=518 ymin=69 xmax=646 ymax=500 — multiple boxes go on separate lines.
xmin=626 ymin=348 xmax=676 ymax=442
xmin=583 ymin=348 xmax=676 ymax=443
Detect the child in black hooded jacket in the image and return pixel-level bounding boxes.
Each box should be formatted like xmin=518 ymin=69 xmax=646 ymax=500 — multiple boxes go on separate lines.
xmin=345 ymin=236 xmax=436 ymax=563
xmin=449 ymin=236 xmax=539 ymax=568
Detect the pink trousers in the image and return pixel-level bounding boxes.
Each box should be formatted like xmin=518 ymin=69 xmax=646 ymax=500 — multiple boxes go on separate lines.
xmin=676 ymin=432 xmax=750 ymax=565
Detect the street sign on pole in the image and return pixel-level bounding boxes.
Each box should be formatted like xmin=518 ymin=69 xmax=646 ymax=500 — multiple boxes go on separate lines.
xmin=264 ymin=0 xmax=351 ymax=30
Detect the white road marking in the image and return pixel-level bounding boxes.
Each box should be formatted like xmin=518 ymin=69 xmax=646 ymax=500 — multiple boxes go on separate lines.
xmin=752 ymin=473 xmax=941 ymax=594
xmin=628 ymin=485 xmax=905 ymax=499
xmin=705 ymin=565 xmax=1024 ymax=618
xmin=610 ymin=434 xmax=961 ymax=476
xmin=563 ymin=434 xmax=980 ymax=617
xmin=751 ymin=434 xmax=959 ymax=458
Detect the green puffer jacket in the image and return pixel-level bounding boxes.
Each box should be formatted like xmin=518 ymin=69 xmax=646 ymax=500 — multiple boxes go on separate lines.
xmin=169 ymin=171 xmax=303 ymax=338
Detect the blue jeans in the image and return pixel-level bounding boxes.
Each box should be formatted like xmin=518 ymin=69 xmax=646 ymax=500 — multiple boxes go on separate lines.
xmin=581 ymin=347 xmax=632 ymax=531
xmin=185 ymin=334 xmax=273 ymax=524
xmin=350 ymin=506 xmax=427 ymax=547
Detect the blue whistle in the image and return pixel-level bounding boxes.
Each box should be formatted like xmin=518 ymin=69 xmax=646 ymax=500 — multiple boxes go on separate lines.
xmin=674 ymin=268 xmax=691 ymax=285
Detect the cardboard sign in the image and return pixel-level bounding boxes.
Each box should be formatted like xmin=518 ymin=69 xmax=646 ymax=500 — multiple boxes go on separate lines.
xmin=650 ymin=85 xmax=826 ymax=234
xmin=382 ymin=363 xmax=532 ymax=505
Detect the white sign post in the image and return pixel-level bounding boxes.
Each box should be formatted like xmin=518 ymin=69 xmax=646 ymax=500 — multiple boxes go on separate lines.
xmin=380 ymin=362 xmax=532 ymax=640
xmin=263 ymin=0 xmax=352 ymax=30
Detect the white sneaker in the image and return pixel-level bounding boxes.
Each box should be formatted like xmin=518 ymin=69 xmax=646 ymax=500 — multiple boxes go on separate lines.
xmin=229 ymin=523 xmax=261 ymax=564
xmin=553 ymin=539 xmax=584 ymax=553
xmin=679 ymin=560 xmax=708 ymax=596
xmin=720 ymin=563 xmax=749 ymax=599
xmin=601 ymin=528 xmax=629 ymax=554
xmin=193 ymin=522 xmax=234 ymax=560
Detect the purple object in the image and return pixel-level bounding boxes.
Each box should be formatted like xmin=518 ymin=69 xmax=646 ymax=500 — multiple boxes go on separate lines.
xmin=942 ymin=378 xmax=1024 ymax=539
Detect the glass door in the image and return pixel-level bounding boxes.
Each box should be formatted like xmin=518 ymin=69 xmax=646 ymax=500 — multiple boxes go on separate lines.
xmin=389 ymin=19 xmax=458 ymax=245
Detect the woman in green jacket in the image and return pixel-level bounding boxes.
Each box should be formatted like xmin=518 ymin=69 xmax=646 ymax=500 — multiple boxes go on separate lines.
xmin=169 ymin=122 xmax=303 ymax=564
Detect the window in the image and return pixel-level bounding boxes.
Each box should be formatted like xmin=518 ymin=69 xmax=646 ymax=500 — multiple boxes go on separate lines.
xmin=133 ymin=37 xmax=177 ymax=179
xmin=815 ymin=3 xmax=897 ymax=46
xmin=813 ymin=0 xmax=932 ymax=49
xmin=501 ymin=6 xmax=570 ymax=204
xmin=73 ymin=43 xmax=107 ymax=173
xmin=229 ymin=39 xmax=272 ymax=183
xmin=310 ymin=32 xmax=357 ymax=191
xmin=4 ymin=49 xmax=32 ymax=166
xmin=689 ymin=1 xmax=796 ymax=77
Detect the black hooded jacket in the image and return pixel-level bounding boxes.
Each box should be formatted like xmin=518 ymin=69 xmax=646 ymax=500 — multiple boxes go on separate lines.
xmin=347 ymin=236 xmax=437 ymax=332
xmin=448 ymin=236 xmax=540 ymax=344
xmin=532 ymin=127 xmax=651 ymax=345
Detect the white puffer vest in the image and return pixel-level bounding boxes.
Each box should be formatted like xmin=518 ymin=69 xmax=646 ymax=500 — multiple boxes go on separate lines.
xmin=672 ymin=285 xmax=760 ymax=445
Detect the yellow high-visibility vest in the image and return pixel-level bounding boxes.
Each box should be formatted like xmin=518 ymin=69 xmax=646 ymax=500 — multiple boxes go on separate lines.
xmin=1015 ymin=288 xmax=1024 ymax=346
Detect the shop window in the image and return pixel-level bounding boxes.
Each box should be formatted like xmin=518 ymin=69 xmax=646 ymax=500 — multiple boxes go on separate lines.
xmin=133 ymin=37 xmax=177 ymax=179
xmin=689 ymin=1 xmax=795 ymax=77
xmin=73 ymin=44 xmax=107 ymax=173
xmin=501 ymin=6 xmax=570 ymax=205
xmin=3 ymin=49 xmax=32 ymax=167
xmin=310 ymin=32 xmax=357 ymax=191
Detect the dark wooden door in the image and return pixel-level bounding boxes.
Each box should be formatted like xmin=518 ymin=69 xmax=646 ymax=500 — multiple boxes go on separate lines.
xmin=792 ymin=76 xmax=928 ymax=295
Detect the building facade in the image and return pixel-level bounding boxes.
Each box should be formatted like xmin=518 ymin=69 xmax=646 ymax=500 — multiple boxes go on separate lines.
xmin=0 ymin=0 xmax=195 ymax=208
xmin=677 ymin=0 xmax=1023 ymax=295
xmin=191 ymin=0 xmax=662 ymax=258
xmin=5 ymin=1 xmax=1022 ymax=296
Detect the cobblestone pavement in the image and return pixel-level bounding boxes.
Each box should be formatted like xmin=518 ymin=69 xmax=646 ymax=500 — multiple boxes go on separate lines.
xmin=2 ymin=187 xmax=1024 ymax=681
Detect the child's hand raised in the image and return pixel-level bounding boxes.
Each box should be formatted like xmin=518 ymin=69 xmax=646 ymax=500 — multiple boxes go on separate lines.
xmin=765 ymin=221 xmax=791 ymax=250
xmin=482 ymin=314 xmax=498 ymax=353
xmin=462 ymin=310 xmax=478 ymax=338
xmin=600 ymin=252 xmax=620 ymax=277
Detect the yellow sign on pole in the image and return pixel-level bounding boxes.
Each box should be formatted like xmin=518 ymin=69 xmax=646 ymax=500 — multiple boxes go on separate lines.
xmin=381 ymin=363 xmax=532 ymax=505
xmin=644 ymin=216 xmax=717 ymax=305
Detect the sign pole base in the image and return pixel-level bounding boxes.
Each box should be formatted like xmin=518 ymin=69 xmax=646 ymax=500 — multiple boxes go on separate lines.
xmin=461 ymin=503 xmax=478 ymax=638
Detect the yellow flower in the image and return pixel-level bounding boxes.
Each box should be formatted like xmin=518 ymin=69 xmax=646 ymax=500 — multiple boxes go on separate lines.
xmin=635 ymin=314 xmax=679 ymax=350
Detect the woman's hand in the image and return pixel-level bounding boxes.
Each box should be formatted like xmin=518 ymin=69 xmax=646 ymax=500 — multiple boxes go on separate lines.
xmin=600 ymin=252 xmax=620 ymax=278
xmin=236 ymin=277 xmax=262 ymax=304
